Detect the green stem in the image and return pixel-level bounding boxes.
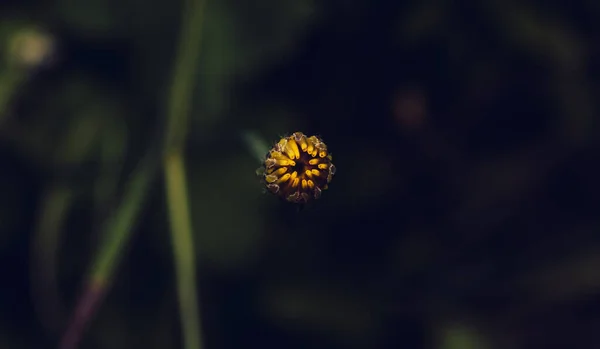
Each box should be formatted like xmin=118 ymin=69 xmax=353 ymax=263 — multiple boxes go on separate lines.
xmin=89 ymin=155 xmax=156 ymax=283
xmin=31 ymin=186 xmax=74 ymax=335
xmin=164 ymin=0 xmax=207 ymax=151
xmin=59 ymin=154 xmax=157 ymax=349
xmin=162 ymin=0 xmax=207 ymax=348
xmin=164 ymin=153 xmax=202 ymax=349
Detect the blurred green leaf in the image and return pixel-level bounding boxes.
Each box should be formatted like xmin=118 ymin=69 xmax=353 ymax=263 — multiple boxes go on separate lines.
xmin=194 ymin=0 xmax=317 ymax=121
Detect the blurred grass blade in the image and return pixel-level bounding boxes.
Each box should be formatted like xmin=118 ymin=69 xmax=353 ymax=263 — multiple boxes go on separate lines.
xmin=164 ymin=0 xmax=207 ymax=151
xmin=164 ymin=153 xmax=202 ymax=349
xmin=162 ymin=0 xmax=207 ymax=347
xmin=30 ymin=186 xmax=74 ymax=335
xmin=59 ymin=154 xmax=157 ymax=349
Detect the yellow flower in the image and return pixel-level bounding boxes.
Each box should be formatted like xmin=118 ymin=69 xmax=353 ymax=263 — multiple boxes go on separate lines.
xmin=260 ymin=132 xmax=336 ymax=204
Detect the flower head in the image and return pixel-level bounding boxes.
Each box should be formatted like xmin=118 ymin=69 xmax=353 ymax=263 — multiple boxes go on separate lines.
xmin=260 ymin=132 xmax=336 ymax=204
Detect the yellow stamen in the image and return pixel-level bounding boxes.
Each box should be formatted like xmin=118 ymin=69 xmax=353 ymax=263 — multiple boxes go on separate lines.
xmin=318 ymin=163 xmax=328 ymax=170
xmin=291 ymin=177 xmax=300 ymax=188
xmin=269 ymin=151 xmax=289 ymax=160
xmin=286 ymin=139 xmax=300 ymax=160
xmin=294 ymin=132 xmax=308 ymax=151
xmin=265 ymin=174 xmax=278 ymax=183
xmin=275 ymin=139 xmax=287 ymax=153
xmin=277 ymin=173 xmax=291 ymax=183
xmin=306 ymin=136 xmax=315 ymax=154
xmin=305 ymin=169 xmax=313 ymax=179
xmin=308 ymin=158 xmax=320 ymax=165
xmin=319 ymin=151 xmax=327 ymax=158
xmin=274 ymin=167 xmax=288 ymax=176
xmin=301 ymin=179 xmax=308 ymax=189
xmin=307 ymin=180 xmax=315 ymax=189
xmin=275 ymin=159 xmax=295 ymax=167
xmin=310 ymin=169 xmax=320 ymax=176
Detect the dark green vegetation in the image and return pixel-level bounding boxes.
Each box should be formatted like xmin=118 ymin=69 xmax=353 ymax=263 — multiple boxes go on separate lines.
xmin=1 ymin=1 xmax=600 ymax=348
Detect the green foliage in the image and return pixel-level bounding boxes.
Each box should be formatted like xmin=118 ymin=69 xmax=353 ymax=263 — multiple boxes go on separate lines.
xmin=1 ymin=1 xmax=599 ymax=349
xmin=194 ymin=0 xmax=317 ymax=122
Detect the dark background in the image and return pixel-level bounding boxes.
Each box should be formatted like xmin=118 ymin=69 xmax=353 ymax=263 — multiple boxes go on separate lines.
xmin=1 ymin=0 xmax=600 ymax=348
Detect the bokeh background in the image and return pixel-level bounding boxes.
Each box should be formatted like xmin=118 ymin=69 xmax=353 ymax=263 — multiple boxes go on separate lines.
xmin=1 ymin=1 xmax=600 ymax=348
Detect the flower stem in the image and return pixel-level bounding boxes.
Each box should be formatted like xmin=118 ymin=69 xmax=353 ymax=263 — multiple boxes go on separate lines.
xmin=164 ymin=0 xmax=207 ymax=152
xmin=59 ymin=0 xmax=207 ymax=346
xmin=163 ymin=0 xmax=207 ymax=348
xmin=164 ymin=152 xmax=202 ymax=349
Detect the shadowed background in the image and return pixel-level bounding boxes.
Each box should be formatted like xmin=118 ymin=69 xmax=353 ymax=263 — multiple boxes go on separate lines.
xmin=1 ymin=0 xmax=600 ymax=348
